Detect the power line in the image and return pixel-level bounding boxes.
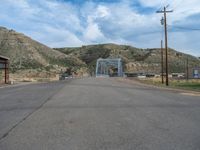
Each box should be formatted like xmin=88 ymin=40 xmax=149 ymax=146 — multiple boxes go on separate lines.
xmin=172 ymin=0 xmax=185 ymax=10
xmin=156 ymin=6 xmax=173 ymax=86
xmin=168 ymin=25 xmax=200 ymax=31
xmin=156 ymin=0 xmax=171 ymax=12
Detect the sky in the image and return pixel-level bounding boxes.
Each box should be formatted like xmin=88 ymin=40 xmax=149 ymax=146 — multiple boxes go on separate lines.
xmin=0 ymin=0 xmax=200 ymax=56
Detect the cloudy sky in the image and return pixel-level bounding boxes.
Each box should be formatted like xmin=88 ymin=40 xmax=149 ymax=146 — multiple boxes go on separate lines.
xmin=0 ymin=0 xmax=200 ymax=56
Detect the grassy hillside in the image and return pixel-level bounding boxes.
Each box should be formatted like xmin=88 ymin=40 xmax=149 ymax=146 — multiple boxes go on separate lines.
xmin=0 ymin=27 xmax=86 ymax=73
xmin=55 ymin=44 xmax=200 ymax=74
xmin=0 ymin=26 xmax=199 ymax=79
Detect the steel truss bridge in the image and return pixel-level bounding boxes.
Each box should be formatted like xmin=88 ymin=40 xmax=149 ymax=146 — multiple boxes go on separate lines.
xmin=96 ymin=58 xmax=123 ymax=77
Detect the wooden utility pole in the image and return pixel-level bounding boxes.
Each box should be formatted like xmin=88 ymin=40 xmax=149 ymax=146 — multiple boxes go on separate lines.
xmin=161 ymin=40 xmax=164 ymax=84
xmin=4 ymin=60 xmax=9 ymax=84
xmin=157 ymin=7 xmax=173 ymax=86
xmin=186 ymin=57 xmax=189 ymax=80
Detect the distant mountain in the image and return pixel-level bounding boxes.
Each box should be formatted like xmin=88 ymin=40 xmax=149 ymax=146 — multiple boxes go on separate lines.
xmin=0 ymin=26 xmax=199 ymax=78
xmin=0 ymin=27 xmax=85 ymax=73
xmin=55 ymin=43 xmax=200 ymax=74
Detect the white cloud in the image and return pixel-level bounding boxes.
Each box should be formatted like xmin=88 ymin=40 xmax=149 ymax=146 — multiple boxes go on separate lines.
xmin=138 ymin=0 xmax=168 ymax=8
xmin=138 ymin=0 xmax=200 ymax=24
xmin=90 ymin=2 xmax=161 ymax=42
xmin=0 ymin=0 xmax=84 ymax=47
xmin=82 ymin=5 xmax=110 ymax=42
xmin=0 ymin=0 xmax=199 ymax=56
xmin=83 ymin=23 xmax=106 ymax=42
xmin=43 ymin=26 xmax=84 ymax=47
xmin=169 ymin=31 xmax=200 ymax=56
xmin=96 ymin=5 xmax=110 ymax=18
xmin=170 ymin=0 xmax=200 ymax=23
xmin=28 ymin=24 xmax=84 ymax=47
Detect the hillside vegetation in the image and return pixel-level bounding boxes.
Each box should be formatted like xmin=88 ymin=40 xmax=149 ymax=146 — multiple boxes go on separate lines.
xmin=0 ymin=26 xmax=200 ymax=80
xmin=55 ymin=44 xmax=200 ymax=74
xmin=0 ymin=27 xmax=86 ymax=73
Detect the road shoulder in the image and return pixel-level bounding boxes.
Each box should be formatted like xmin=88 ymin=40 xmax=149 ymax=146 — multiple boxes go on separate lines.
xmin=116 ymin=77 xmax=200 ymax=96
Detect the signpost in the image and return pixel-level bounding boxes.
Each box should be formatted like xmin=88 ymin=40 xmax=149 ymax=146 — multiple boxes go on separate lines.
xmin=193 ymin=68 xmax=200 ymax=78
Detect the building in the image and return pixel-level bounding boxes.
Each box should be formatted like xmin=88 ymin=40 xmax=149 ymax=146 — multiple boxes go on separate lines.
xmin=0 ymin=55 xmax=9 ymax=84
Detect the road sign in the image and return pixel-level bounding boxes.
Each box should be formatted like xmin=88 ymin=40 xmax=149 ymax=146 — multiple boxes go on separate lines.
xmin=193 ymin=69 xmax=200 ymax=78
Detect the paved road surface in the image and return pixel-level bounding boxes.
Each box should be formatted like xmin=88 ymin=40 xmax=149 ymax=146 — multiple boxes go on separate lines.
xmin=0 ymin=78 xmax=200 ymax=150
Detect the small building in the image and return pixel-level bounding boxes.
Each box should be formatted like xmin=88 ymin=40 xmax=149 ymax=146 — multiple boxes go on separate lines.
xmin=0 ymin=55 xmax=9 ymax=84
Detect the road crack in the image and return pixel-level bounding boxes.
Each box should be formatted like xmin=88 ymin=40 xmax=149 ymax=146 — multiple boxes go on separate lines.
xmin=0 ymin=93 xmax=56 ymax=142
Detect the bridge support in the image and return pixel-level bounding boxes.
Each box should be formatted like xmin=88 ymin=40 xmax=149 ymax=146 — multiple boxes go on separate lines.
xmin=96 ymin=58 xmax=123 ymax=77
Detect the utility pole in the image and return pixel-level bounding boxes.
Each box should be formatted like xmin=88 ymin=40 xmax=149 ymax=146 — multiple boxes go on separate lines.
xmin=186 ymin=57 xmax=189 ymax=80
xmin=157 ymin=7 xmax=173 ymax=86
xmin=161 ymin=40 xmax=164 ymax=84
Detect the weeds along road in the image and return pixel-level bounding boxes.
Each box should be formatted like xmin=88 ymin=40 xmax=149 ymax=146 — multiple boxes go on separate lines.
xmin=0 ymin=78 xmax=200 ymax=150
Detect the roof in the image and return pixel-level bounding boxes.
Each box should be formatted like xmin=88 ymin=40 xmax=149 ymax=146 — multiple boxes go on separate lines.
xmin=0 ymin=55 xmax=9 ymax=60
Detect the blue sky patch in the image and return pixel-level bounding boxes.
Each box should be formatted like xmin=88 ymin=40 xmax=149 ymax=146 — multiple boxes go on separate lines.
xmin=0 ymin=0 xmax=199 ymax=56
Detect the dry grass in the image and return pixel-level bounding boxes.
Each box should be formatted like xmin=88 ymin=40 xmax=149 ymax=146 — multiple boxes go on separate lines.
xmin=137 ymin=77 xmax=200 ymax=91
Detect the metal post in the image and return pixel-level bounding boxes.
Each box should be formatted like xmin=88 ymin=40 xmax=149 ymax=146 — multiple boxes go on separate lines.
xmin=186 ymin=57 xmax=189 ymax=80
xmin=117 ymin=59 xmax=120 ymax=77
xmin=117 ymin=59 xmax=123 ymax=77
xmin=96 ymin=59 xmax=99 ymax=77
xmin=100 ymin=62 xmax=103 ymax=75
xmin=120 ymin=60 xmax=123 ymax=77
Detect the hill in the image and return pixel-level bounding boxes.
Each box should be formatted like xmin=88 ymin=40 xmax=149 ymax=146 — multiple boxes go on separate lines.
xmin=0 ymin=26 xmax=199 ymax=80
xmin=0 ymin=27 xmax=86 ymax=73
xmin=55 ymin=44 xmax=200 ymax=74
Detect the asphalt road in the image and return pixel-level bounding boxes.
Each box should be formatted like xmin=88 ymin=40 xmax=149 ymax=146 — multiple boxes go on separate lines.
xmin=0 ymin=78 xmax=200 ymax=150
